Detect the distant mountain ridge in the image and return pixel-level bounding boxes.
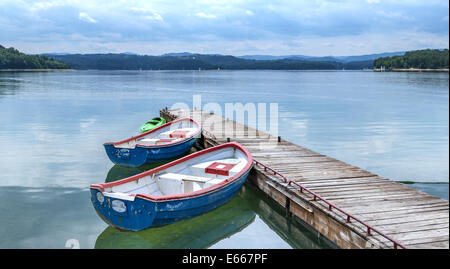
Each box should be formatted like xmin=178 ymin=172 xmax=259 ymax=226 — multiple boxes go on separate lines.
xmin=42 ymin=49 xmax=446 ymax=71
xmin=238 ymin=51 xmax=406 ymax=62
xmin=46 ymin=52 xmax=374 ymax=70
xmin=44 ymin=51 xmax=406 ymax=63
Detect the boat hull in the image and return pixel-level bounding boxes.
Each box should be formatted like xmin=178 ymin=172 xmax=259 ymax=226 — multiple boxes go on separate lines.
xmin=90 ymin=170 xmax=250 ymax=231
xmin=104 ymin=136 xmax=198 ymax=167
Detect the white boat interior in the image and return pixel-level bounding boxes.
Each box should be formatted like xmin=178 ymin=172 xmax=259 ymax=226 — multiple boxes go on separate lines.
xmin=102 ymin=146 xmax=249 ymax=201
xmin=114 ymin=119 xmax=200 ymax=149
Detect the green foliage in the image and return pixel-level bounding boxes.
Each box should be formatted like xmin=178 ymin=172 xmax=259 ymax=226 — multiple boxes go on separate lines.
xmin=0 ymin=45 xmax=71 ymax=69
xmin=374 ymin=49 xmax=449 ymax=70
xmin=49 ymin=53 xmax=373 ymax=70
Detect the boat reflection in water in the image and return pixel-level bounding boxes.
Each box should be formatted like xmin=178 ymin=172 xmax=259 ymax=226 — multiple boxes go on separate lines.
xmin=95 ymin=188 xmax=256 ymax=249
xmin=97 ymin=157 xmax=332 ymax=249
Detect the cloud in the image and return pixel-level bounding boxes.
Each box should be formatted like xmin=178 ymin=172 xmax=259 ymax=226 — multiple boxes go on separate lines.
xmin=78 ymin=12 xmax=97 ymax=23
xmin=245 ymin=10 xmax=254 ymax=16
xmin=196 ymin=12 xmax=217 ymax=19
xmin=144 ymin=13 xmax=163 ymax=21
xmin=0 ymin=0 xmax=448 ymax=55
xmin=33 ymin=1 xmax=55 ymax=10
xmin=128 ymin=6 xmax=163 ymax=21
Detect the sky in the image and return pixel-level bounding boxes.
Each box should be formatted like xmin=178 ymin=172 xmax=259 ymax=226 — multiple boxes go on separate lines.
xmin=0 ymin=0 xmax=449 ymax=56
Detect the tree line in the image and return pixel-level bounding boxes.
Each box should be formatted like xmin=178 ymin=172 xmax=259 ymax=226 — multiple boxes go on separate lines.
xmin=5 ymin=44 xmax=446 ymax=71
xmin=48 ymin=53 xmax=373 ymax=70
xmin=373 ymin=49 xmax=449 ymax=70
xmin=0 ymin=45 xmax=71 ymax=69
xmin=1 ymin=44 xmax=375 ymax=70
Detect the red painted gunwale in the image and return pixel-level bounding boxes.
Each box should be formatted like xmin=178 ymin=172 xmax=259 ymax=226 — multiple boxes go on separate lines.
xmin=103 ymin=117 xmax=201 ymax=148
xmin=91 ymin=142 xmax=253 ymax=202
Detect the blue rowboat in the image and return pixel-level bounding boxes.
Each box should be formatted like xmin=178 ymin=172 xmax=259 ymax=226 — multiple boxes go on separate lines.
xmin=103 ymin=118 xmax=201 ymax=167
xmin=90 ymin=142 xmax=253 ymax=231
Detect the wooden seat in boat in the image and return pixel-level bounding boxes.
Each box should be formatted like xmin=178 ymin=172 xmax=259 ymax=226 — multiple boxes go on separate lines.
xmin=157 ymin=172 xmax=226 ymax=195
xmin=159 ymin=173 xmax=213 ymax=183
xmin=138 ymin=137 xmax=183 ymax=146
xmin=137 ymin=128 xmax=197 ymax=145
xmin=159 ymin=128 xmax=198 ymax=139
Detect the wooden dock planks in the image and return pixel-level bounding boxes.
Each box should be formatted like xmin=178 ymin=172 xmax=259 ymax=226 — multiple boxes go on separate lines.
xmin=161 ymin=108 xmax=449 ymax=249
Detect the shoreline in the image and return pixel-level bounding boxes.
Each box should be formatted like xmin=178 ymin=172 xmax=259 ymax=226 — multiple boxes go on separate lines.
xmin=1 ymin=68 xmax=369 ymax=72
xmin=0 ymin=69 xmax=73 ymax=72
xmin=1 ymin=68 xmax=448 ymax=72
xmin=374 ymin=68 xmax=449 ymax=72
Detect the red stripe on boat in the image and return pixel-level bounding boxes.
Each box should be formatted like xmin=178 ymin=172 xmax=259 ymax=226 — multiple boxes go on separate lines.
xmin=157 ymin=139 xmax=173 ymax=143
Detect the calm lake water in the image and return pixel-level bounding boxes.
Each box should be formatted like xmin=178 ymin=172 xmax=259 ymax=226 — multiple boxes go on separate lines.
xmin=0 ymin=70 xmax=448 ymax=249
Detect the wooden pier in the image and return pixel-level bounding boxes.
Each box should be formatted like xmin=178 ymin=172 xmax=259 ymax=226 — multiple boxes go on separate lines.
xmin=160 ymin=108 xmax=449 ymax=249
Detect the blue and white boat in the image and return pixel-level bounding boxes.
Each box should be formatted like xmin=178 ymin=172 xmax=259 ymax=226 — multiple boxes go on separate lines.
xmin=90 ymin=142 xmax=253 ymax=231
xmin=103 ymin=118 xmax=201 ymax=167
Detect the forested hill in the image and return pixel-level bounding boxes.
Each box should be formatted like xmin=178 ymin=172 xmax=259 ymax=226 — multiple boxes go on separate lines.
xmin=47 ymin=53 xmax=374 ymax=70
xmin=4 ymin=45 xmax=447 ymax=71
xmin=0 ymin=45 xmax=71 ymax=69
xmin=374 ymin=49 xmax=449 ymax=70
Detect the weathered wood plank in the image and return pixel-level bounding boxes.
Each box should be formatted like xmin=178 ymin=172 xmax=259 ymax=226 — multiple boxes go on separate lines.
xmin=340 ymin=200 xmax=449 ymax=215
xmin=375 ymin=227 xmax=449 ymax=243
xmin=408 ymin=240 xmax=449 ymax=249
xmin=401 ymin=235 xmax=449 ymax=246
xmin=372 ymin=217 xmax=448 ymax=230
xmin=331 ymin=194 xmax=445 ymax=209
xmin=338 ymin=201 xmax=449 ymax=216
xmin=381 ymin=222 xmax=449 ymax=235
